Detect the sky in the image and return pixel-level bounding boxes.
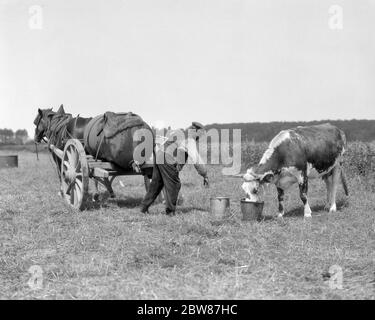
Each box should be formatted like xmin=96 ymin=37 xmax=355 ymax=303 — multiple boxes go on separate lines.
xmin=0 ymin=0 xmax=375 ymax=138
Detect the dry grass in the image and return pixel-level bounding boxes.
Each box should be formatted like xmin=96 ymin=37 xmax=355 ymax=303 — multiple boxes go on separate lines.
xmin=0 ymin=150 xmax=374 ymax=299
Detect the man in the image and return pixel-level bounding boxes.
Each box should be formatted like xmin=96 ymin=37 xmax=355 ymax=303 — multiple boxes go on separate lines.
xmin=141 ymin=122 xmax=209 ymax=216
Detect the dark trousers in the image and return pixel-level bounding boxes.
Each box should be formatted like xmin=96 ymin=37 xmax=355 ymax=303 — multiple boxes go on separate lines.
xmin=142 ymin=157 xmax=181 ymax=213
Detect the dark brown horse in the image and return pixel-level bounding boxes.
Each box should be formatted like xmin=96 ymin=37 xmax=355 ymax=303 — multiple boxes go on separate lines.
xmin=34 ymin=105 xmax=91 ymax=146
xmin=33 ymin=105 xmax=155 ymax=201
xmin=34 ymin=105 xmax=94 ymax=194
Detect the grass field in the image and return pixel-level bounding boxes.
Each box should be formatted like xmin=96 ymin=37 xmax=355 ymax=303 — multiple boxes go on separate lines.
xmin=0 ymin=149 xmax=374 ymax=299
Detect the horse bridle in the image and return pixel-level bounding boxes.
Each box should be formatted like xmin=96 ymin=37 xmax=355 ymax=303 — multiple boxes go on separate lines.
xmin=34 ymin=111 xmax=52 ymax=143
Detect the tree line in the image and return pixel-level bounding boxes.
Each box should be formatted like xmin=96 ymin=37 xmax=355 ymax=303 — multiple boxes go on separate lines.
xmin=1 ymin=119 xmax=374 ymax=145
xmin=206 ymin=119 xmax=375 ymax=142
xmin=0 ymin=129 xmax=29 ymax=145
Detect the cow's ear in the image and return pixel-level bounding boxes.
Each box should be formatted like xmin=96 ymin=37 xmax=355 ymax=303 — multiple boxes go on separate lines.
xmin=261 ymin=173 xmax=274 ymax=183
xmin=243 ymin=169 xmax=255 ymax=182
xmin=38 ymin=108 xmax=43 ymax=116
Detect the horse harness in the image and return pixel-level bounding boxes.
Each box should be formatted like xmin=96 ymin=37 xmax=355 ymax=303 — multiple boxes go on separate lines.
xmin=45 ymin=113 xmax=79 ymax=149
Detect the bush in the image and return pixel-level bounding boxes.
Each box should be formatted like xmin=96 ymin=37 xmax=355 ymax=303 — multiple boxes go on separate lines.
xmin=241 ymin=141 xmax=268 ymax=170
xmin=344 ymin=141 xmax=375 ymax=177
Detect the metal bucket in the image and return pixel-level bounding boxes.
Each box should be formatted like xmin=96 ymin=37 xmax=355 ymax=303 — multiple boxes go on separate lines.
xmin=240 ymin=199 xmax=264 ymax=221
xmin=210 ymin=197 xmax=230 ymax=218
xmin=0 ymin=155 xmax=18 ymax=169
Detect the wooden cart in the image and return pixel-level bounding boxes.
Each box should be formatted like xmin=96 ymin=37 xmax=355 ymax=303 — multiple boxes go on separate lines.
xmin=49 ymin=138 xmax=154 ymax=210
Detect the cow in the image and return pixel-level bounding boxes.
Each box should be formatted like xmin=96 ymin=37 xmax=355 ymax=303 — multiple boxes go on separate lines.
xmin=242 ymin=123 xmax=349 ymax=218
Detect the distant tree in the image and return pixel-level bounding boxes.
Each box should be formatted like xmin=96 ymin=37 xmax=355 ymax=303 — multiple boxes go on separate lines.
xmin=0 ymin=128 xmax=15 ymax=144
xmin=206 ymin=119 xmax=375 ymax=142
xmin=15 ymin=129 xmax=28 ymax=144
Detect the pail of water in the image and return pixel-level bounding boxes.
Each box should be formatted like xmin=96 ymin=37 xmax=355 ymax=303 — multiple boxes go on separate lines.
xmin=240 ymin=199 xmax=264 ymax=221
xmin=0 ymin=155 xmax=18 ymax=169
xmin=210 ymin=197 xmax=230 ymax=218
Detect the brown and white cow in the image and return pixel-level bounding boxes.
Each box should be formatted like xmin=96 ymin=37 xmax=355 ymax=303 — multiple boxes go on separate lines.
xmin=242 ymin=123 xmax=349 ymax=218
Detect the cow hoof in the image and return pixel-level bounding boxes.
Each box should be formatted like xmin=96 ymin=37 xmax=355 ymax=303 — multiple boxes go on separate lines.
xmin=329 ymin=203 xmax=337 ymax=213
xmin=110 ymin=193 xmax=115 ymax=199
xmin=304 ymin=205 xmax=312 ymax=218
xmin=304 ymin=214 xmax=312 ymax=219
xmin=93 ymin=193 xmax=100 ymax=202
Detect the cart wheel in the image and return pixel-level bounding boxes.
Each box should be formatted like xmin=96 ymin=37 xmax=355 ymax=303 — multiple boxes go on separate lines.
xmin=61 ymin=139 xmax=89 ymax=210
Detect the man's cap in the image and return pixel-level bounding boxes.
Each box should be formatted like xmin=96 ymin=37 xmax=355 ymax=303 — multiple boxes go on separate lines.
xmin=190 ymin=121 xmax=205 ymax=130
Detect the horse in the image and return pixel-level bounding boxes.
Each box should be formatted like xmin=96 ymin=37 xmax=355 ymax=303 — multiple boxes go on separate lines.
xmin=33 ymin=105 xmax=155 ymax=201
xmin=34 ymin=104 xmax=91 ymax=169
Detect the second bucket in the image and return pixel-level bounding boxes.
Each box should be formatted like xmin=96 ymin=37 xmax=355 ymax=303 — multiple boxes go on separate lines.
xmin=210 ymin=197 xmax=230 ymax=218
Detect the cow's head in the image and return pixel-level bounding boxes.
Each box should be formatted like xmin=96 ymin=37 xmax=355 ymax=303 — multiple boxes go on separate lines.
xmin=242 ymin=168 xmax=274 ymax=201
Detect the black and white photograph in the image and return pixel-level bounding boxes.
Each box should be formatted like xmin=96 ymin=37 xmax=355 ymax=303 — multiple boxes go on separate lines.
xmin=0 ymin=0 xmax=374 ymax=303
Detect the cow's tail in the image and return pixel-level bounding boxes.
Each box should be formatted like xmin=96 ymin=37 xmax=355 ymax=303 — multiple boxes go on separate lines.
xmin=339 ymin=129 xmax=349 ymax=196
xmin=341 ymin=168 xmax=349 ymax=196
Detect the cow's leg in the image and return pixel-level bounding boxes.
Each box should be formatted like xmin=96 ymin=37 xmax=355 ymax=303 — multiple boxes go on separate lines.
xmin=323 ymin=173 xmax=333 ymax=211
xmin=277 ymin=187 xmax=285 ymax=218
xmin=328 ymin=165 xmax=341 ymax=212
xmin=299 ymin=170 xmax=312 ymax=218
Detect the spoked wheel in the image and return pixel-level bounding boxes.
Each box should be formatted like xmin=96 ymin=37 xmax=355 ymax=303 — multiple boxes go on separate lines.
xmin=61 ymin=139 xmax=89 ymax=210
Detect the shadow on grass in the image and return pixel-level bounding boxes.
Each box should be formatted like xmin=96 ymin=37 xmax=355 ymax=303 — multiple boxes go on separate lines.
xmin=111 ymin=197 xmax=144 ymax=208
xmin=181 ymin=182 xmax=196 ymax=187
xmin=178 ymin=206 xmax=207 ymax=213
xmin=284 ymin=198 xmax=349 ymax=218
xmin=84 ymin=194 xmax=144 ymax=210
xmin=260 ymin=215 xmax=275 ymax=221
xmin=84 ymin=199 xmax=109 ymax=211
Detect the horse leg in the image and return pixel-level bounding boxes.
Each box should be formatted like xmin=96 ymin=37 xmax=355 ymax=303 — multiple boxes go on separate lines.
xmin=104 ymin=177 xmax=115 ymax=198
xmin=53 ymin=153 xmax=63 ymax=197
xmin=93 ymin=179 xmax=100 ymax=201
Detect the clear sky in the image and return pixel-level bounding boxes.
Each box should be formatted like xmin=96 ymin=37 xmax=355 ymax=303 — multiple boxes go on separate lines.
xmin=1 ymin=0 xmax=375 ymax=138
